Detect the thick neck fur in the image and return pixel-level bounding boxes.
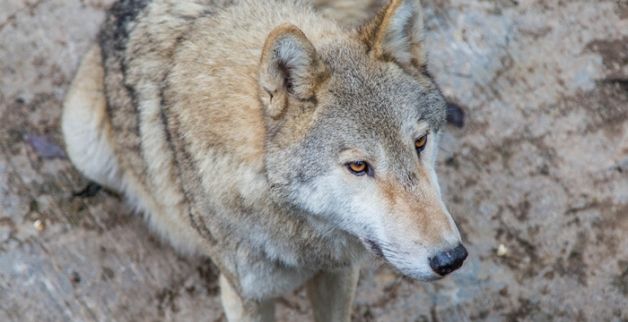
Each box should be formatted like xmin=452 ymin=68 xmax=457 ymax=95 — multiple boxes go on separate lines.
xmin=162 ymin=0 xmax=366 ymax=269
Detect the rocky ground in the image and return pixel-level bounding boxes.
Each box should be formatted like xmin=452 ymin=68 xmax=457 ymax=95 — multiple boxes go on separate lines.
xmin=0 ymin=0 xmax=626 ymax=321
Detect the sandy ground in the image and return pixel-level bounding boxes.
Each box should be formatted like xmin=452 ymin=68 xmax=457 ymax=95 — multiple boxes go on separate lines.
xmin=0 ymin=0 xmax=626 ymax=321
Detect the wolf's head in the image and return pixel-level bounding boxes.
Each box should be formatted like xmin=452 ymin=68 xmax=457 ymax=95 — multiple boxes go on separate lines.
xmin=258 ymin=0 xmax=466 ymax=280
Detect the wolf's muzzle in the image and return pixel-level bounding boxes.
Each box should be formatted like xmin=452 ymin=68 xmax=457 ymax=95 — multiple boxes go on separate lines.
xmin=428 ymin=244 xmax=468 ymax=276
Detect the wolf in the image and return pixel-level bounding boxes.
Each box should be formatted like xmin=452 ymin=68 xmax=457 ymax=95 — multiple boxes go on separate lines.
xmin=62 ymin=0 xmax=467 ymax=320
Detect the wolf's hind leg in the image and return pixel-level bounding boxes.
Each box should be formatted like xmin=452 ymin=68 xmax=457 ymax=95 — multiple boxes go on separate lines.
xmin=306 ymin=266 xmax=360 ymax=322
xmin=219 ymin=274 xmax=275 ymax=322
xmin=62 ymin=45 xmax=123 ymax=192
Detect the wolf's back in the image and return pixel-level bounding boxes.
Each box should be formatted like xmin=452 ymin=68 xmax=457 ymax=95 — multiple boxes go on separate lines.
xmin=97 ymin=0 xmax=152 ymax=185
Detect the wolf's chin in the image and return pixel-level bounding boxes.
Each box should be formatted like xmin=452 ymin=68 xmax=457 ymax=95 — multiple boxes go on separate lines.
xmin=357 ymin=237 xmax=443 ymax=282
xmin=402 ymin=270 xmax=443 ymax=282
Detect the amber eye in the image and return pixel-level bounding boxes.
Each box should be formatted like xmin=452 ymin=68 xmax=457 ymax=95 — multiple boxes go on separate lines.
xmin=347 ymin=161 xmax=369 ymax=176
xmin=415 ymin=134 xmax=428 ymax=153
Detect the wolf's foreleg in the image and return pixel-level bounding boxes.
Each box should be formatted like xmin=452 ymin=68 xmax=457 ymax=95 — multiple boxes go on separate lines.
xmin=219 ymin=274 xmax=275 ymax=322
xmin=306 ymin=266 xmax=360 ymax=322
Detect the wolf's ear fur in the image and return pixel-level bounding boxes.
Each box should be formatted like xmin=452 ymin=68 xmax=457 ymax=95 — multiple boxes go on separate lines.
xmin=360 ymin=0 xmax=426 ymax=72
xmin=259 ymin=24 xmax=328 ymax=119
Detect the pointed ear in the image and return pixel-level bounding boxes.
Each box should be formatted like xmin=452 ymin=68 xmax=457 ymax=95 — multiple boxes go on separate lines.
xmin=259 ymin=24 xmax=328 ymax=119
xmin=359 ymin=0 xmax=426 ymax=72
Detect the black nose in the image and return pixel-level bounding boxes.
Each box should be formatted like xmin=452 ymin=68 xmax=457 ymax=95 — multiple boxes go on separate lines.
xmin=429 ymin=244 xmax=468 ymax=276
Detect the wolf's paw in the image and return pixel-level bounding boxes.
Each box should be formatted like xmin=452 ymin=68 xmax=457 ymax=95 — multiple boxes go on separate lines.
xmin=72 ymin=182 xmax=102 ymax=198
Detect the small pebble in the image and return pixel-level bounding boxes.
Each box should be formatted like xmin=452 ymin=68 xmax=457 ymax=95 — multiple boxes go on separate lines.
xmin=33 ymin=219 xmax=45 ymax=232
xmin=25 ymin=134 xmax=66 ymax=159
xmin=70 ymin=271 xmax=81 ymax=285
xmin=496 ymin=244 xmax=508 ymax=257
xmin=446 ymin=102 xmax=465 ymax=128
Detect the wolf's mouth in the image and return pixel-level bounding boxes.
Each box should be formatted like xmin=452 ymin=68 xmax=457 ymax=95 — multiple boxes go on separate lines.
xmin=361 ymin=238 xmax=385 ymax=258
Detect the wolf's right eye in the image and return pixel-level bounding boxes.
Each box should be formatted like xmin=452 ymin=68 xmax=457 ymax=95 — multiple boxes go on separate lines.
xmin=347 ymin=161 xmax=370 ymax=176
xmin=415 ymin=134 xmax=428 ymax=154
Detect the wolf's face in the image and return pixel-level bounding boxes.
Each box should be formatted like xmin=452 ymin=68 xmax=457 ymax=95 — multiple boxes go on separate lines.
xmin=259 ymin=0 xmax=466 ymax=280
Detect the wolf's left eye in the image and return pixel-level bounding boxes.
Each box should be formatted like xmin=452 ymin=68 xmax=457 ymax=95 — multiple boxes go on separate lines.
xmin=346 ymin=161 xmax=371 ymax=176
xmin=415 ymin=134 xmax=428 ymax=154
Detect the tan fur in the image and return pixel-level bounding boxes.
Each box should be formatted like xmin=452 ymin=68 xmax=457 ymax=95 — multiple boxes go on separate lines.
xmin=62 ymin=43 xmax=213 ymax=257
xmin=259 ymin=24 xmax=330 ymax=118
xmin=379 ymin=176 xmax=454 ymax=245
xmin=63 ymin=1 xmax=466 ymax=321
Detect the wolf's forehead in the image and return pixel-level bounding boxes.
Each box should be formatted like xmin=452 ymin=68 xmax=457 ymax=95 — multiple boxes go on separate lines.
xmin=328 ymin=61 xmax=410 ymax=107
xmin=318 ymin=41 xmax=447 ymax=138
xmin=326 ymin=64 xmax=443 ymax=127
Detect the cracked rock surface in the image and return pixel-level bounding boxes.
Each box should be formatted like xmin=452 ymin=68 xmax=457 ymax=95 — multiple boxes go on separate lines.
xmin=1 ymin=0 xmax=626 ymax=321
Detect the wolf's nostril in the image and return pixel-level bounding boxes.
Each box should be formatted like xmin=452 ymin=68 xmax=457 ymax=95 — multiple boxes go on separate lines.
xmin=429 ymin=244 xmax=468 ymax=276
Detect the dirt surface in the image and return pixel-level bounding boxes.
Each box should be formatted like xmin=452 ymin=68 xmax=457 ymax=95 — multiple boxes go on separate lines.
xmin=1 ymin=0 xmax=627 ymax=321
